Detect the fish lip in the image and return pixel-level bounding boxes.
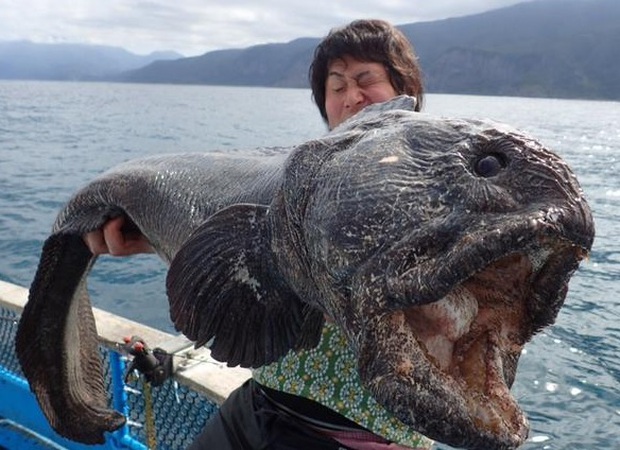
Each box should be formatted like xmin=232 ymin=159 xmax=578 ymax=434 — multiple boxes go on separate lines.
xmin=386 ymin=207 xmax=592 ymax=308
xmin=358 ymin=308 xmax=530 ymax=449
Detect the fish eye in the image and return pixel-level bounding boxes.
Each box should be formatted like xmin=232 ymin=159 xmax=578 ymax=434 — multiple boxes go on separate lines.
xmin=474 ymin=154 xmax=505 ymax=177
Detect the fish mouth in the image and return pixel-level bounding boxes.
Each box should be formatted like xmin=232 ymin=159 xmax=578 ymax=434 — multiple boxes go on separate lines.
xmin=397 ymin=252 xmax=534 ymax=448
xmin=354 ymin=217 xmax=591 ymax=450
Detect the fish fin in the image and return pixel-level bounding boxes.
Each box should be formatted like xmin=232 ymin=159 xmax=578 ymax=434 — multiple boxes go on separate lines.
xmin=294 ymin=304 xmax=326 ymax=350
xmin=15 ymin=233 xmax=125 ymax=444
xmin=330 ymin=95 xmax=418 ymax=132
xmin=167 ymin=204 xmax=320 ymax=368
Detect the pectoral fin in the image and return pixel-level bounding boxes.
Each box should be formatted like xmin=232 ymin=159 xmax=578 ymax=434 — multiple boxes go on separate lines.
xmin=166 ymin=204 xmax=323 ymax=368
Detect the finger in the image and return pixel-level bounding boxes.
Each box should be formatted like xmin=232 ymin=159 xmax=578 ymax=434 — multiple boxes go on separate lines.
xmin=103 ymin=217 xmax=132 ymax=256
xmin=83 ymin=230 xmax=110 ymax=255
xmin=104 ymin=217 xmax=154 ymax=256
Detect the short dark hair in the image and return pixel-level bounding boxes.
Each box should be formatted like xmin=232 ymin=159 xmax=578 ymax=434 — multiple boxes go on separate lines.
xmin=309 ymin=19 xmax=425 ymax=122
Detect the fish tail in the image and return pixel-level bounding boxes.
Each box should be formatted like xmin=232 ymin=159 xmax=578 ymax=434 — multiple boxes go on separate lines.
xmin=16 ymin=233 xmax=125 ymax=444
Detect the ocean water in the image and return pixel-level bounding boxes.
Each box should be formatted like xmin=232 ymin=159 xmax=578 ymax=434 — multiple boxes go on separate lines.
xmin=0 ymin=81 xmax=618 ymax=449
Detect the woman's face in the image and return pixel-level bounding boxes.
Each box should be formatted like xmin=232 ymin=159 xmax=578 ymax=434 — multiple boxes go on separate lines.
xmin=325 ymin=55 xmax=397 ymax=129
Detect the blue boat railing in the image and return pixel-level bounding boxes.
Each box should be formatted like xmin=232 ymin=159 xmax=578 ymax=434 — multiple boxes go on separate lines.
xmin=0 ymin=279 xmax=251 ymax=450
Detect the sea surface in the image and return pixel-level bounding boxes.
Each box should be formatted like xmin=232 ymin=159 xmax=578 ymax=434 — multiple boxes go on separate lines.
xmin=1 ymin=81 xmax=618 ymax=449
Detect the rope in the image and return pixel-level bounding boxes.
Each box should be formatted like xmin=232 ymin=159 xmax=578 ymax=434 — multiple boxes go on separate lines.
xmin=0 ymin=315 xmax=18 ymax=322
xmin=142 ymin=378 xmax=158 ymax=449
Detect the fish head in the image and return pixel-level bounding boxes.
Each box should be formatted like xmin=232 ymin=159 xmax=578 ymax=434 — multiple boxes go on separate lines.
xmin=270 ymin=100 xmax=594 ymax=449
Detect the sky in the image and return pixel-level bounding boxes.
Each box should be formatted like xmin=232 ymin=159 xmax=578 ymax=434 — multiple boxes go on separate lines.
xmin=1 ymin=0 xmax=539 ymax=57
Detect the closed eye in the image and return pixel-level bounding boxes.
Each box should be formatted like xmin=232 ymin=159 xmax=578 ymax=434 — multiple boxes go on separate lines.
xmin=356 ymin=71 xmax=386 ymax=88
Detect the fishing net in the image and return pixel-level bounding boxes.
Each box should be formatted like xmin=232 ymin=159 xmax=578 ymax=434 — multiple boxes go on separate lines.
xmin=0 ymin=303 xmax=219 ymax=450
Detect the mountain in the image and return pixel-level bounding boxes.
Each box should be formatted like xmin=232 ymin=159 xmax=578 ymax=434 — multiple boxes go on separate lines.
xmin=2 ymin=0 xmax=619 ymax=100
xmin=116 ymin=0 xmax=620 ymax=100
xmin=402 ymin=0 xmax=620 ymax=99
xmin=116 ymin=37 xmax=316 ymax=87
xmin=0 ymin=41 xmax=183 ymax=80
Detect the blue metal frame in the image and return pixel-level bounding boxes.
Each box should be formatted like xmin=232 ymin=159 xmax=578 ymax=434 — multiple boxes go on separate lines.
xmin=0 ymin=352 xmax=145 ymax=450
xmin=109 ymin=352 xmax=148 ymax=450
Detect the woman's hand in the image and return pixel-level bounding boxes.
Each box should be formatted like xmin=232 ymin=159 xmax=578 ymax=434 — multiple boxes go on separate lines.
xmin=83 ymin=216 xmax=154 ymax=256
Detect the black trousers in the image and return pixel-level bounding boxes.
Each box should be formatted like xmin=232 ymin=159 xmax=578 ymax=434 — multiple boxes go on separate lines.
xmin=188 ymin=379 xmax=357 ymax=450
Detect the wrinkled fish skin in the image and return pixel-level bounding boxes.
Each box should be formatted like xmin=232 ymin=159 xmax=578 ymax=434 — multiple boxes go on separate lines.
xmin=16 ymin=96 xmax=594 ymax=449
xmin=16 ymin=152 xmax=289 ymax=444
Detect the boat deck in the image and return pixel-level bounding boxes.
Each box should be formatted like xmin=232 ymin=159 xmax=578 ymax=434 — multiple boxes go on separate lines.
xmin=0 ymin=280 xmax=251 ymax=450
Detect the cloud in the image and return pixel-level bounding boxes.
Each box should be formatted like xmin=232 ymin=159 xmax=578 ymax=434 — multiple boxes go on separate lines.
xmin=0 ymin=0 xmax=536 ymax=56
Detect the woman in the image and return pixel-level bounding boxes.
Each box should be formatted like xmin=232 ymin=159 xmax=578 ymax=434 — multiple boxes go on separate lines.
xmin=86 ymin=19 xmax=431 ymax=450
xmin=310 ymin=18 xmax=423 ymax=130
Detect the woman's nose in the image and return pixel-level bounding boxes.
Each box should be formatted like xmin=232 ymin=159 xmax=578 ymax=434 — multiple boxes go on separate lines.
xmin=344 ymin=86 xmax=365 ymax=108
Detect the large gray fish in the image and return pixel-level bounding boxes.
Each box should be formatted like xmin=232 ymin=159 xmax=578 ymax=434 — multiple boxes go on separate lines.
xmin=15 ymin=96 xmax=594 ymax=450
